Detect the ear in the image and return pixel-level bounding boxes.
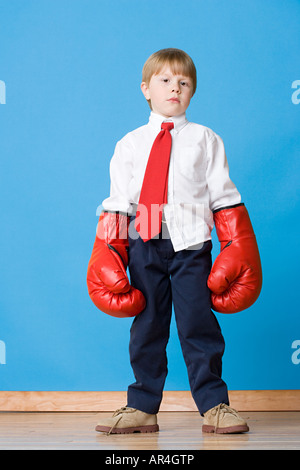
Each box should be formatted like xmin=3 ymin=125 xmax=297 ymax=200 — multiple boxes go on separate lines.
xmin=141 ymin=82 xmax=151 ymax=100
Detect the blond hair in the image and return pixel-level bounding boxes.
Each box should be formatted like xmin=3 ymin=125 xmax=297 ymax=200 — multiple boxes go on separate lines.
xmin=142 ymin=48 xmax=197 ymax=95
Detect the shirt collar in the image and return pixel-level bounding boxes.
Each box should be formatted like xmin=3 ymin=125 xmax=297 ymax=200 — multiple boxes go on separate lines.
xmin=148 ymin=111 xmax=188 ymax=134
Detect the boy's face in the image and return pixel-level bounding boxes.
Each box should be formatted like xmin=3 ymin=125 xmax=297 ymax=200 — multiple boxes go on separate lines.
xmin=141 ymin=65 xmax=194 ymax=118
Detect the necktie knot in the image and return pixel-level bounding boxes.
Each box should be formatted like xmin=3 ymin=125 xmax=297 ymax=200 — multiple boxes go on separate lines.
xmin=161 ymin=122 xmax=174 ymax=132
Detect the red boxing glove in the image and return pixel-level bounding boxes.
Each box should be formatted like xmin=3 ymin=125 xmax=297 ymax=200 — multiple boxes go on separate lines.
xmin=87 ymin=211 xmax=146 ymax=318
xmin=207 ymin=204 xmax=262 ymax=314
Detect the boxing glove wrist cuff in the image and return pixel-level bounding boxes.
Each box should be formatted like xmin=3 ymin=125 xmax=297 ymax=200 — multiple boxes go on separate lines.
xmin=213 ymin=202 xmax=244 ymax=214
xmin=96 ymin=211 xmax=130 ymax=267
xmin=213 ymin=203 xmax=255 ymax=248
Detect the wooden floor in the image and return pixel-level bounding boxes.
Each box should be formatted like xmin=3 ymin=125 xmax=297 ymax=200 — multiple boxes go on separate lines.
xmin=0 ymin=411 xmax=300 ymax=450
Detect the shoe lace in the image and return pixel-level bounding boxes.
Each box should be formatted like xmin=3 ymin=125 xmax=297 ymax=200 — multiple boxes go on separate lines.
xmin=212 ymin=403 xmax=240 ymax=431
xmin=112 ymin=406 xmax=136 ymax=417
xmin=106 ymin=407 xmax=136 ymax=435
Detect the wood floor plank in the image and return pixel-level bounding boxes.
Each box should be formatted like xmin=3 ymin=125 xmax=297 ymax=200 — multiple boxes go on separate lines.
xmin=0 ymin=411 xmax=299 ymax=450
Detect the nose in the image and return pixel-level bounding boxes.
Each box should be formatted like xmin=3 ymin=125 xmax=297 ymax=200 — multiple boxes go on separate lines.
xmin=171 ymin=81 xmax=180 ymax=93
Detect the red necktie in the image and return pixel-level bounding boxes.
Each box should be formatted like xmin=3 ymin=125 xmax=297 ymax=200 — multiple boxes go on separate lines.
xmin=135 ymin=121 xmax=174 ymax=241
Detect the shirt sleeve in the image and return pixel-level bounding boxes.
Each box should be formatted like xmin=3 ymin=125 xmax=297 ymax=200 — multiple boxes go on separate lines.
xmin=206 ymin=133 xmax=242 ymax=212
xmin=101 ymin=136 xmax=134 ymax=215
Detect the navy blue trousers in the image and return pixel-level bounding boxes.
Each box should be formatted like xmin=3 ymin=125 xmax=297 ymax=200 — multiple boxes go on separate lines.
xmin=126 ymin=221 xmax=229 ymax=415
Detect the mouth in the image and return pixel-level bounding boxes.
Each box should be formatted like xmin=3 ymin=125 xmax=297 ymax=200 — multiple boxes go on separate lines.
xmin=168 ymin=98 xmax=180 ymax=103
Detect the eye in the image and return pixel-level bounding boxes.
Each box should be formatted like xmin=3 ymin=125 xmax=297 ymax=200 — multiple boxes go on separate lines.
xmin=161 ymin=78 xmax=169 ymax=83
xmin=180 ymin=80 xmax=190 ymax=87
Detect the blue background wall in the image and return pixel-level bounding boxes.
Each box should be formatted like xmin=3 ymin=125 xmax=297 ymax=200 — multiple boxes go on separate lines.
xmin=1 ymin=0 xmax=299 ymax=392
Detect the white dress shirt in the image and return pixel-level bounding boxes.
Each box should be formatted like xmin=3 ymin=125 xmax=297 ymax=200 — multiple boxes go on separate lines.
xmin=102 ymin=111 xmax=241 ymax=251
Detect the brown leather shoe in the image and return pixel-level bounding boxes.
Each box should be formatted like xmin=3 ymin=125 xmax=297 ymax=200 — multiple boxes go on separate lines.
xmin=202 ymin=403 xmax=249 ymax=434
xmin=95 ymin=407 xmax=159 ymax=434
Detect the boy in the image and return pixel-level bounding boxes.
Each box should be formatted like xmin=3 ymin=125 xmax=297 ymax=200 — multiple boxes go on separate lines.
xmin=87 ymin=48 xmax=262 ymax=434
